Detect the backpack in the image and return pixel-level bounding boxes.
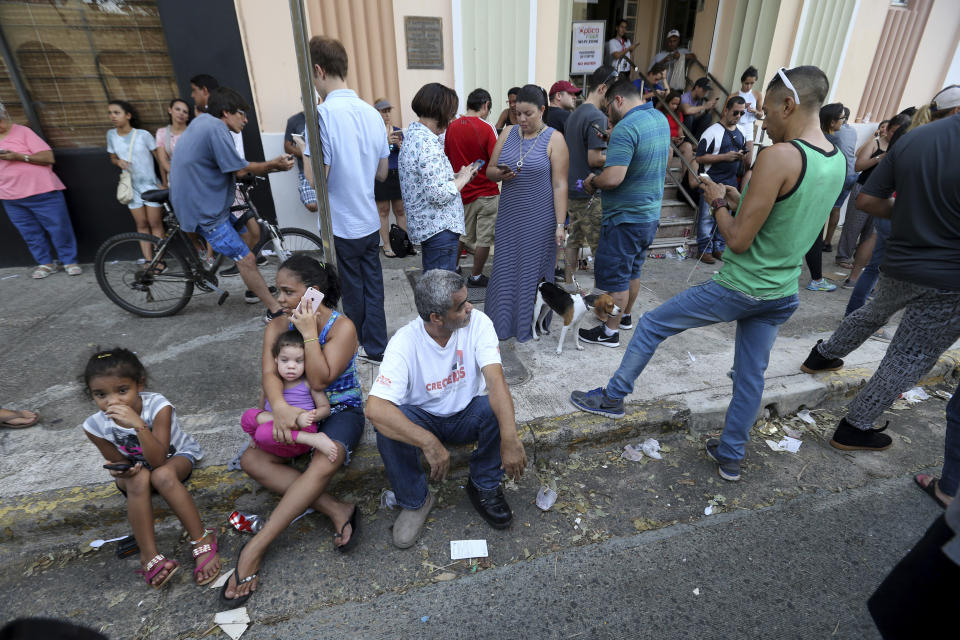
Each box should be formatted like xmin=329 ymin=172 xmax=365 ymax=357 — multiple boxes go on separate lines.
xmin=389 ymin=223 xmax=414 ymax=258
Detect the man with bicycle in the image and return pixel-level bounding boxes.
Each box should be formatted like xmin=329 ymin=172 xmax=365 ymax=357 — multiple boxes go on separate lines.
xmin=171 ymin=86 xmax=294 ymax=322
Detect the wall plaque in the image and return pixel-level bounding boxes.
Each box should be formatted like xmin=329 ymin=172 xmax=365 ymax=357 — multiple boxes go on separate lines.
xmin=405 ymin=16 xmax=443 ymax=70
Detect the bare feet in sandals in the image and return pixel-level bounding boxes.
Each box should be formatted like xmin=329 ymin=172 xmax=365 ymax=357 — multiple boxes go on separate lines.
xmin=223 ymin=540 xmax=262 ymax=601
xmin=329 ymin=500 xmax=356 ymax=549
xmin=294 ymin=429 xmax=340 ymax=463
xmin=191 ymin=529 xmax=222 ymax=585
xmin=0 ymin=408 xmax=38 ymax=429
xmin=914 ymin=473 xmax=954 ymax=508
xmin=138 ymin=553 xmax=178 ymax=588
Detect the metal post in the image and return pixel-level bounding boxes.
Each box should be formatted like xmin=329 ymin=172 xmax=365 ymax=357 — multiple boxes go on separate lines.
xmin=288 ymin=0 xmax=337 ymax=271
xmin=0 ymin=28 xmax=44 ymax=137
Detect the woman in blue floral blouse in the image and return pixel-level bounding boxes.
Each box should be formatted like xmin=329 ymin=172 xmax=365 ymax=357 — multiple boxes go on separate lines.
xmin=398 ymin=83 xmax=478 ymax=272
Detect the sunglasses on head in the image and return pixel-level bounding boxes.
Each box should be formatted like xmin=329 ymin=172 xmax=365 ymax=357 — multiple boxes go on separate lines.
xmin=601 ymin=70 xmax=619 ymax=87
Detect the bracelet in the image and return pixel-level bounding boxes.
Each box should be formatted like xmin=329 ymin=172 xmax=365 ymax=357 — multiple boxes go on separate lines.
xmin=303 ymin=337 xmax=319 ymax=344
xmin=557 ymin=223 xmax=564 ymax=227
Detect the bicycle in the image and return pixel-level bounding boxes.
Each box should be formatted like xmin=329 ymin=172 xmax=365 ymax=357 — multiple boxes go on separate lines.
xmin=94 ymin=176 xmax=324 ymax=317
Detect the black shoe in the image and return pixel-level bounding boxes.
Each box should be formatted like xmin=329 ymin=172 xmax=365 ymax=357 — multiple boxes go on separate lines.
xmin=256 ymin=255 xmax=268 ymax=266
xmin=467 ymin=274 xmax=489 ymax=287
xmin=262 ymin=308 xmax=285 ymax=325
xmin=465 ymin=483 xmax=512 ymax=529
xmin=822 ymin=243 xmax=833 ymax=252
xmin=220 ymin=264 xmax=240 ymax=277
xmin=619 ymin=314 xmax=634 ymax=330
xmin=245 ymin=286 xmax=277 ymax=304
xmin=829 ymin=418 xmax=892 ymax=451
xmin=800 ymin=339 xmax=844 ymax=374
xmin=578 ymin=324 xmax=619 ymax=347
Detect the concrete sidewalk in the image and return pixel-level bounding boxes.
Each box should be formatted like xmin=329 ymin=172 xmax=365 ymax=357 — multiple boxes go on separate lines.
xmin=1 ymin=251 xmax=957 ymax=538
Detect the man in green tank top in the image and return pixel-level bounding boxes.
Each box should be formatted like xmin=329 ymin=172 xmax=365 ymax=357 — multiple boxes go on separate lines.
xmin=571 ymin=66 xmax=845 ymax=482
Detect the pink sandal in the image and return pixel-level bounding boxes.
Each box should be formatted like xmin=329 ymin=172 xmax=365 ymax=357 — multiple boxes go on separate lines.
xmin=191 ymin=528 xmax=221 ymax=586
xmin=136 ymin=554 xmax=179 ymax=588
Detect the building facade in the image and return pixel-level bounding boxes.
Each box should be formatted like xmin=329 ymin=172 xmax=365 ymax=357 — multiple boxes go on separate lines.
xmin=1 ymin=0 xmax=957 ymax=266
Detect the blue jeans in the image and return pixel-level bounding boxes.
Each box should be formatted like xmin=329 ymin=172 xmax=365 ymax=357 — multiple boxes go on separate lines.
xmin=4 ymin=190 xmax=78 ymax=265
xmin=697 ymin=197 xmax=726 ymax=255
xmin=605 ymin=280 xmax=799 ymax=461
xmin=845 ymin=217 xmax=890 ymax=316
xmin=420 ymin=229 xmax=460 ymax=272
xmin=943 ymin=378 xmax=960 ymax=496
xmin=375 ymin=395 xmax=503 ymax=509
xmin=334 ymin=232 xmax=387 ymax=356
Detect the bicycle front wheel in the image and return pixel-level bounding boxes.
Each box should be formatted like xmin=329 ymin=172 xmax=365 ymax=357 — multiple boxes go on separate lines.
xmin=95 ymin=232 xmax=194 ymax=317
xmin=259 ymin=227 xmax=325 ymax=268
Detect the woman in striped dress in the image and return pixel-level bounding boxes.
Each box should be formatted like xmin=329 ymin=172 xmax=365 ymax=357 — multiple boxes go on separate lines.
xmin=485 ymin=84 xmax=569 ymax=342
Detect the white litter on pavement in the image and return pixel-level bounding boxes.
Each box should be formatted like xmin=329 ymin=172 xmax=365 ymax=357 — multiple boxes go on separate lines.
xmin=621 ymin=445 xmax=644 ymax=461
xmin=901 ymin=387 xmax=930 ymax=403
xmin=380 ymin=489 xmax=399 ymax=510
xmin=450 ymin=539 xmax=488 ymax=560
xmin=688 ymin=351 xmax=696 ymax=362
xmin=796 ymin=410 xmax=816 ymax=425
xmin=703 ymin=506 xmax=713 ymax=516
xmin=640 ymin=438 xmax=662 ymax=459
xmin=214 ymin=607 xmax=250 ymax=639
xmin=693 ymin=588 xmax=701 ymax=595
xmin=1 ymin=274 xmax=19 ymax=280
xmin=765 ymin=436 xmax=802 ymax=453
xmin=209 ymin=567 xmax=235 ymax=589
xmin=536 ymin=486 xmax=558 ymax=511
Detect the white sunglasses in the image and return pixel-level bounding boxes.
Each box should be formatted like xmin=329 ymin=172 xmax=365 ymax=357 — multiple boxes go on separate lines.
xmin=777 ymin=67 xmax=800 ymax=105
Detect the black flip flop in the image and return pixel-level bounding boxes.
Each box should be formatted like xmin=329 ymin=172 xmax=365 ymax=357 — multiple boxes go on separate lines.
xmin=914 ymin=474 xmax=948 ymax=509
xmin=334 ymin=506 xmax=359 ymax=553
xmin=219 ymin=541 xmax=259 ymax=606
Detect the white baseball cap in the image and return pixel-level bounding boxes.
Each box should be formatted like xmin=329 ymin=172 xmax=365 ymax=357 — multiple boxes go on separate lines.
xmin=667 ymin=29 xmax=680 ymax=38
xmin=931 ymin=85 xmax=960 ymax=112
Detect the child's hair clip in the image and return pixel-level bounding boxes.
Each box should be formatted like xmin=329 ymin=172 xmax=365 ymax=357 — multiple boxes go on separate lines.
xmin=97 ymin=352 xmax=113 ymax=359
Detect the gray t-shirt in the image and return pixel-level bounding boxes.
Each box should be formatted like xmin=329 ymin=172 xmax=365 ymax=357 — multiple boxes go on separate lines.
xmin=862 ymin=114 xmax=960 ymax=291
xmin=564 ymin=102 xmax=608 ymax=199
xmin=826 ymin=124 xmax=857 ymax=175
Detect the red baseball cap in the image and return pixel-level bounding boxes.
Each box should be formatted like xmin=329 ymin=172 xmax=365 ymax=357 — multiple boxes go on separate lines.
xmin=549 ymin=81 xmax=582 ymax=97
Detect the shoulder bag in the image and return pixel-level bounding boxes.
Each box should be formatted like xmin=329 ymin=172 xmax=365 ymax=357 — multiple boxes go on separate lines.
xmin=116 ymin=129 xmax=137 ymax=205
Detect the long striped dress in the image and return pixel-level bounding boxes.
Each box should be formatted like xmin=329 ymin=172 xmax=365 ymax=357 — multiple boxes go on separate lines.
xmin=486 ymin=125 xmax=557 ymax=342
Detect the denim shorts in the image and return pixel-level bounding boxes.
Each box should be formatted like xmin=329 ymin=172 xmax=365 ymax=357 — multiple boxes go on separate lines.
xmin=594 ymin=220 xmax=659 ymax=292
xmin=316 ymin=406 xmax=365 ymax=466
xmin=199 ymin=217 xmax=251 ymax=262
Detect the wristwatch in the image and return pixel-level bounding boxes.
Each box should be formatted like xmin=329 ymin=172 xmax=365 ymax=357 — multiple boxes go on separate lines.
xmin=710 ymin=197 xmax=727 ymax=213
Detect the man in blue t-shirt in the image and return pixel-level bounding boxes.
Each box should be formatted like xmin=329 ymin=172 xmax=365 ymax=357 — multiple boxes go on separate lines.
xmin=579 ymin=79 xmax=669 ymax=347
xmin=170 ymin=87 xmax=294 ymax=320
xmin=695 ymin=96 xmax=750 ymax=263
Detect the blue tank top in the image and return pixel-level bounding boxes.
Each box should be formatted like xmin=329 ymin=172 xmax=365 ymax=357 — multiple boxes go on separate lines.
xmin=290 ymin=311 xmax=362 ymax=413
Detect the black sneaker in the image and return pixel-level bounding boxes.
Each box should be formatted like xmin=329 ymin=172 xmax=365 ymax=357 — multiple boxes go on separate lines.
xmin=467 ymin=274 xmax=489 ymax=287
xmin=569 ymin=387 xmax=625 ymax=418
xmin=705 ymin=438 xmax=741 ymax=481
xmin=829 ymin=418 xmax=892 ymax=451
xmin=800 ymin=339 xmax=844 ymax=374
xmin=822 ymin=243 xmax=833 ymax=252
xmin=220 ymin=264 xmax=240 ymax=277
xmin=244 ymin=286 xmax=278 ymax=304
xmin=262 ymin=308 xmax=285 ymax=325
xmin=578 ymin=324 xmax=619 ymax=347
xmin=465 ymin=483 xmax=513 ymax=529
xmin=619 ymin=314 xmax=634 ymax=330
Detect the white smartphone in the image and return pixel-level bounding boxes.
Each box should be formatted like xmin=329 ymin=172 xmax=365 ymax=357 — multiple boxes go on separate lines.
xmin=296 ymin=287 xmax=325 ymax=314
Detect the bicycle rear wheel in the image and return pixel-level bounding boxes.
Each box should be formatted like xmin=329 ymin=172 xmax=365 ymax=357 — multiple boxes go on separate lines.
xmin=95 ymin=232 xmax=194 ymax=317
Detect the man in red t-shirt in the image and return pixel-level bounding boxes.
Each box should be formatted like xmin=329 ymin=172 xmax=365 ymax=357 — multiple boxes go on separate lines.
xmin=444 ymin=88 xmax=500 ymax=287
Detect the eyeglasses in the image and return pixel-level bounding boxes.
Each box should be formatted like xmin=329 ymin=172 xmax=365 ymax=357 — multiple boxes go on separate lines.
xmin=731 ymin=110 xmax=744 ymax=116
xmin=236 ymin=109 xmax=247 ymax=119
xmin=777 ymin=67 xmax=800 ymax=105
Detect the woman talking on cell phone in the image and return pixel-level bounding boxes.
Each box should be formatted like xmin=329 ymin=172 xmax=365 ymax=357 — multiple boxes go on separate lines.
xmin=398 ymin=83 xmax=478 ymax=272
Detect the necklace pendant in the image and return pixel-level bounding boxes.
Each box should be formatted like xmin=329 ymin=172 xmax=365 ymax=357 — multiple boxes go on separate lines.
xmin=516 ymin=160 xmax=523 ymax=169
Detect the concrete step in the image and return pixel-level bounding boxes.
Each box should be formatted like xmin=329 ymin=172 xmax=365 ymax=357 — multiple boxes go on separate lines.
xmin=656 ymin=217 xmax=694 ymax=240
xmin=649 ymin=235 xmax=697 ymax=250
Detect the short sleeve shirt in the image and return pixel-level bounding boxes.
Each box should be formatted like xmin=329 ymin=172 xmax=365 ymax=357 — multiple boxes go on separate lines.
xmin=680 ymin=91 xmax=703 ymax=110
xmin=862 ymin=114 xmax=960 ymax=291
xmin=564 ymin=103 xmax=608 ymax=199
xmin=444 ymin=115 xmax=499 ymax=204
xmin=303 ymin=89 xmax=390 ymax=239
xmin=601 ymin=103 xmax=670 ymax=224
xmin=0 ymin=124 xmax=65 ymax=199
xmin=284 ymin=111 xmax=306 ymax=173
xmin=607 ymin=38 xmax=632 ymax=72
xmin=397 ymin=121 xmax=464 ymax=243
xmin=544 ymin=107 xmax=571 ymax=134
xmin=107 ymin=128 xmax=159 ymax=190
xmin=696 ymin=123 xmax=745 ymax=187
xmin=169 ymin=114 xmax=249 ymax=232
xmin=81 ymin=392 xmax=204 ymax=464
xmin=369 ymin=311 xmax=501 ymax=417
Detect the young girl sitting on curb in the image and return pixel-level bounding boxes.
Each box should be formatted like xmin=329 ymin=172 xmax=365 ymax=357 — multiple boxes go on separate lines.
xmin=80 ymin=348 xmax=220 ymax=588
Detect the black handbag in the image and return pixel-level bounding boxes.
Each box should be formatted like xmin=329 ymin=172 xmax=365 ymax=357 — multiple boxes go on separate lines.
xmin=389 ymin=223 xmax=414 ymax=258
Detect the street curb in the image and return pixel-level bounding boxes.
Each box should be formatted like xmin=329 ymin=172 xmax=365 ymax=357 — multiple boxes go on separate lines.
xmin=2 ymin=349 xmax=957 ymax=546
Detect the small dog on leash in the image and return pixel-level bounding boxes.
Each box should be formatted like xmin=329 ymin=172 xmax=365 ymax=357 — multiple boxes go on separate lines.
xmin=533 ymin=280 xmax=620 ymax=354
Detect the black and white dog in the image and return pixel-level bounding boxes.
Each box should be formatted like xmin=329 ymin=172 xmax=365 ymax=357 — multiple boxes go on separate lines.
xmin=533 ymin=280 xmax=620 ymax=354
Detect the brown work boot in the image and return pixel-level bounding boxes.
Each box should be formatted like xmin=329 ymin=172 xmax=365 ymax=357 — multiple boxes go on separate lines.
xmin=700 ymin=252 xmax=716 ymax=264
xmin=712 ymin=250 xmax=724 ymax=261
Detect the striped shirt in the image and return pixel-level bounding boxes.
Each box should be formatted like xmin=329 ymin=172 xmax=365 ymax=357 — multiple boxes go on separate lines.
xmin=601 ymin=102 xmax=670 ymax=225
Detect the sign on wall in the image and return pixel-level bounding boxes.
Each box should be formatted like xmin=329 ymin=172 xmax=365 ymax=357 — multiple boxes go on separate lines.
xmin=405 ymin=16 xmax=444 ymax=70
xmin=571 ymin=20 xmax=606 ymax=76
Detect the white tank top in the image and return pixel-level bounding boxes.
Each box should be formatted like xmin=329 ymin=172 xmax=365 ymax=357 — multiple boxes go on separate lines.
xmin=737 ymin=90 xmax=758 ymax=142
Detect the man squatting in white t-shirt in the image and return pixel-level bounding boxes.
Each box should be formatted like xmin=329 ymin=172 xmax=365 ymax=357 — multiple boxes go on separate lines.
xmin=366 ymin=269 xmax=527 ymax=549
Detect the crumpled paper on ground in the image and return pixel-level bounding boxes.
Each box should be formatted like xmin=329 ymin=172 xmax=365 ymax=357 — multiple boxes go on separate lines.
xmin=536 ymin=486 xmax=558 ymax=511
xmin=621 ymin=439 xmax=662 ymax=462
xmin=214 ymin=607 xmax=249 ymax=640
xmin=901 ymin=387 xmax=930 ymax=403
xmin=765 ymin=436 xmax=802 ymax=453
